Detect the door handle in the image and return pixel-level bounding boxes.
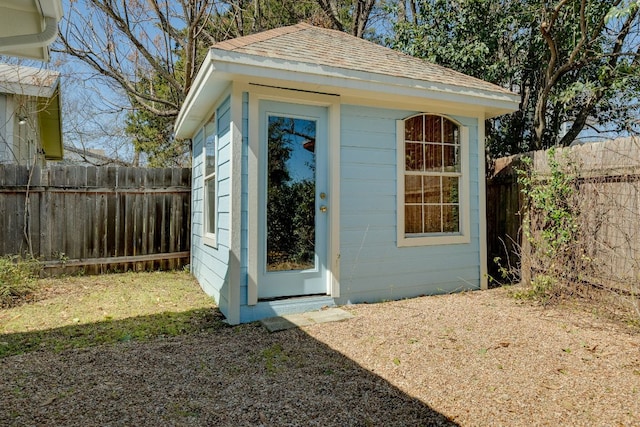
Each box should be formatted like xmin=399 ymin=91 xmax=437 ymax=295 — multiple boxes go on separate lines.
xmin=319 ymin=205 xmax=327 ymax=213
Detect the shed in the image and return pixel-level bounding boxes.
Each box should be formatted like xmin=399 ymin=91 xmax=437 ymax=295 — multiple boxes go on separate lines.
xmin=0 ymin=63 xmax=63 ymax=165
xmin=175 ymin=23 xmax=520 ymax=324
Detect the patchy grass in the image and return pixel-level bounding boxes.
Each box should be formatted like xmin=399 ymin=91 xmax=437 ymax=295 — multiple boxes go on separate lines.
xmin=0 ymin=271 xmax=223 ymax=357
xmin=0 ymin=255 xmax=41 ymax=308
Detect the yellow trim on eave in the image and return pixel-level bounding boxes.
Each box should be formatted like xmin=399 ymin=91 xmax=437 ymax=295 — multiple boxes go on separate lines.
xmin=38 ymin=83 xmax=63 ymax=161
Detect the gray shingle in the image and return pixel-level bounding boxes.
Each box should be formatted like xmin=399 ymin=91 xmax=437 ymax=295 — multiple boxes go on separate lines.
xmin=213 ymin=23 xmax=514 ymax=96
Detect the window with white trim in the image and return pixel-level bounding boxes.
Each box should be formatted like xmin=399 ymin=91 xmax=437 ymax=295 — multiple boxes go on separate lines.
xmin=398 ymin=113 xmax=469 ymax=246
xmin=203 ymin=116 xmax=217 ymax=246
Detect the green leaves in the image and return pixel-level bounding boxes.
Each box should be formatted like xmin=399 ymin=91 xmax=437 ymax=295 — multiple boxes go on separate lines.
xmin=389 ymin=0 xmax=640 ymax=155
xmin=0 ymin=256 xmax=41 ymax=308
xmin=518 ymin=148 xmax=579 ymax=259
xmin=606 ymin=1 xmax=640 ymax=22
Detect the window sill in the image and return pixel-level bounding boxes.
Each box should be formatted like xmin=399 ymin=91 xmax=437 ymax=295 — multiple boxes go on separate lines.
xmin=203 ymin=234 xmax=217 ymax=248
xmin=397 ymin=233 xmax=470 ymax=247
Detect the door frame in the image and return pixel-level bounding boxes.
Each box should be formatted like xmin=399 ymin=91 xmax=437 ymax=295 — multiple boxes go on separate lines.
xmin=245 ymin=84 xmax=341 ymax=305
xmin=258 ymin=101 xmax=327 ymax=298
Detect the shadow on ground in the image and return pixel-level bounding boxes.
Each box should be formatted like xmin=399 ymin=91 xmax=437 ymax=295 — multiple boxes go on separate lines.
xmin=0 ymin=308 xmax=224 ymax=358
xmin=0 ymin=311 xmax=458 ymax=426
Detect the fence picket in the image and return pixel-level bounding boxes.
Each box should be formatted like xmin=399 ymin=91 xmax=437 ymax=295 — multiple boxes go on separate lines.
xmin=0 ymin=164 xmax=190 ymax=274
xmin=487 ymin=139 xmax=640 ymax=293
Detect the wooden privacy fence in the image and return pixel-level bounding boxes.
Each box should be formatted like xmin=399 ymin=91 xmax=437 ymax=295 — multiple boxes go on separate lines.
xmin=486 ymin=137 xmax=640 ymax=294
xmin=0 ymin=164 xmax=191 ymax=275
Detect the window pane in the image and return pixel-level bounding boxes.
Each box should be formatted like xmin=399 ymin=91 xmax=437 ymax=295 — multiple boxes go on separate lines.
xmin=443 ymin=119 xmax=458 ymax=144
xmin=443 ymin=205 xmax=460 ymax=232
xmin=405 ymin=115 xmax=423 ymax=141
xmin=402 ymin=114 xmax=463 ymax=238
xmin=443 ymin=145 xmax=460 ymax=172
xmin=423 ymin=205 xmax=441 ymax=233
xmin=205 ymin=121 xmax=216 ymax=176
xmin=425 ymin=115 xmax=441 ymax=143
xmin=423 ymin=176 xmax=440 ymax=203
xmin=405 ymin=175 xmax=422 ymax=203
xmin=442 ymin=177 xmax=459 ymax=203
xmin=405 ymin=205 xmax=422 ymax=234
xmin=266 ymin=115 xmax=316 ymax=272
xmin=405 ymin=142 xmax=424 ymax=171
xmin=205 ymin=178 xmax=215 ymax=234
xmin=424 ymin=143 xmax=442 ymax=171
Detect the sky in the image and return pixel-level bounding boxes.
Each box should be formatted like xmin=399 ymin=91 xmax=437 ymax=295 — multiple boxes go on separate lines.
xmin=3 ymin=0 xmax=637 ymax=165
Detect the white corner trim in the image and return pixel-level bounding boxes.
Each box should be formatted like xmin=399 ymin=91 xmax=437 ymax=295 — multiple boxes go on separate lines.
xmin=396 ymin=120 xmax=405 ymax=247
xmin=477 ymin=114 xmax=489 ymax=290
xmin=226 ymin=86 xmax=244 ymax=324
xmin=328 ymin=101 xmax=341 ymax=298
xmin=247 ymin=90 xmax=259 ymax=306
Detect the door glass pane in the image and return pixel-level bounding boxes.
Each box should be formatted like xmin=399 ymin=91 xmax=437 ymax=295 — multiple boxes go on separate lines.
xmin=266 ymin=115 xmax=317 ymax=272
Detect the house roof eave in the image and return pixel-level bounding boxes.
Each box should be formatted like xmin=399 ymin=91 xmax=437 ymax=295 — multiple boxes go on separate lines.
xmin=175 ymin=48 xmax=521 ymax=138
xmin=211 ymin=49 xmax=520 ymax=110
xmin=175 ymin=51 xmax=235 ymax=140
xmin=0 ymin=64 xmax=60 ymax=97
xmin=0 ymin=0 xmax=64 ymax=61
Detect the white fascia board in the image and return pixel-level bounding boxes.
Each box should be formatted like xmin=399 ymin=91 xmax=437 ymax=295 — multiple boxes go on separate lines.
xmin=175 ymin=52 xmax=231 ymax=139
xmin=0 ymin=77 xmax=59 ymax=98
xmin=210 ymin=49 xmax=520 ymax=116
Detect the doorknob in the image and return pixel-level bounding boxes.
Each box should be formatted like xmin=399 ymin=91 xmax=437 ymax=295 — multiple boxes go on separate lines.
xmin=319 ymin=205 xmax=327 ymax=213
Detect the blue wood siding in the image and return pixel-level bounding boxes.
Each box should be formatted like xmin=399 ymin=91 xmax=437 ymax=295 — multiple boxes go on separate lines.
xmin=192 ymin=93 xmax=484 ymax=323
xmin=337 ymin=104 xmax=481 ymax=304
xmin=190 ymin=95 xmax=232 ymax=316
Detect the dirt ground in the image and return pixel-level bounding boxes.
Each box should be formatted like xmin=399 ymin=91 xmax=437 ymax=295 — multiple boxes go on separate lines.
xmin=1 ymin=287 xmax=639 ymax=426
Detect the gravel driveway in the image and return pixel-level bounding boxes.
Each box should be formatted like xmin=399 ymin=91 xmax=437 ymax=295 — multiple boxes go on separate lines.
xmin=1 ymin=288 xmax=638 ymax=426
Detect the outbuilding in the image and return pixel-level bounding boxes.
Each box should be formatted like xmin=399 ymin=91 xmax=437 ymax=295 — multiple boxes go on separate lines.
xmin=175 ymin=23 xmax=519 ymax=324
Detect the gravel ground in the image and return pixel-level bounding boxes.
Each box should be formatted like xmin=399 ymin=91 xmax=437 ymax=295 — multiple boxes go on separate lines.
xmin=1 ymin=288 xmax=639 ymax=426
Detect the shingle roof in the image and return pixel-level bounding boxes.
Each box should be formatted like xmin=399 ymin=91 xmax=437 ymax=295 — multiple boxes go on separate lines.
xmin=212 ymin=23 xmax=514 ymax=96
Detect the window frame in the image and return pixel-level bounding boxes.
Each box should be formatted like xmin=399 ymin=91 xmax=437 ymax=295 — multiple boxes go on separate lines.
xmin=397 ymin=113 xmax=471 ymax=247
xmin=203 ymin=115 xmax=218 ymax=248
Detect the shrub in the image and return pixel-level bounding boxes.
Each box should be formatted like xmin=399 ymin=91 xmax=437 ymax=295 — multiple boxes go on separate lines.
xmin=0 ymin=255 xmax=41 ymax=307
xmin=515 ymin=148 xmax=580 ymax=302
xmin=510 ymin=274 xmax=556 ymax=302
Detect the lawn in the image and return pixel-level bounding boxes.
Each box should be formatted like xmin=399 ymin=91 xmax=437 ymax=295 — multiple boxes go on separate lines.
xmin=0 ymin=271 xmax=221 ymax=357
